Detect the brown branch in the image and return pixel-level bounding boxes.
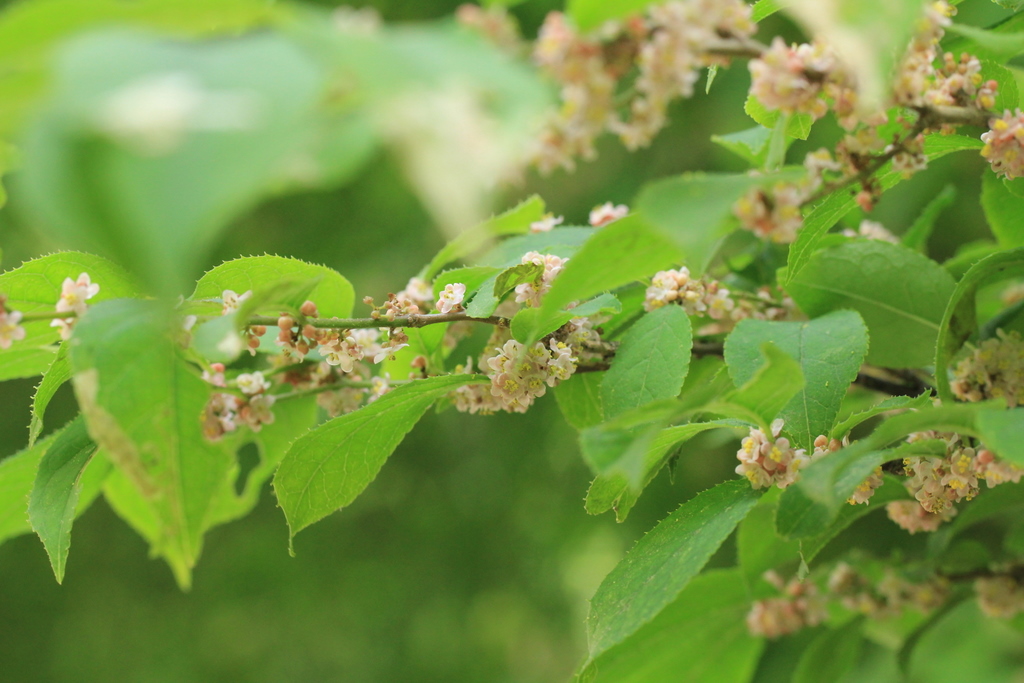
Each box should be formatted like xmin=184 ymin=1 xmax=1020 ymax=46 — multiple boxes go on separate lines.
xmin=248 ymin=312 xmax=508 ymax=330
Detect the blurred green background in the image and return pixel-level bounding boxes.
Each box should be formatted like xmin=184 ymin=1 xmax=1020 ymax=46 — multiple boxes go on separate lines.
xmin=1 ymin=1 xmax=1023 ymax=681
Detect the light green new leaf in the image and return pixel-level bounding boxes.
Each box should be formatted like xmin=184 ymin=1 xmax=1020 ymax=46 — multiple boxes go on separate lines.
xmin=0 ymin=251 xmax=139 ymax=348
xmin=792 ymin=617 xmax=864 ymax=683
xmin=24 ymin=355 xmax=81 ymax=448
xmin=712 ymin=343 xmax=804 ymax=430
xmin=751 ymin=0 xmax=783 ymax=21
xmin=786 ymin=241 xmax=956 ymax=369
xmin=976 ymin=409 xmax=1024 ymax=466
xmin=0 ymin=347 xmax=57 ymax=382
xmin=578 ymin=570 xmax=764 ymax=683
xmin=946 ymin=23 xmax=1024 ymax=61
xmin=724 ymin=311 xmax=869 ymax=449
xmin=431 ymin=266 xmax=498 ymax=303
xmin=832 ymin=393 xmax=933 ymax=440
xmin=69 ymin=299 xmax=235 ymax=588
xmin=525 ymin=216 xmax=681 ymax=343
xmin=423 ymin=195 xmax=544 ymax=279
xmin=784 ymin=135 xmax=983 ymax=285
xmin=800 ymin=476 xmax=910 ymax=562
xmin=602 ymin=306 xmax=692 ymax=419
xmin=274 ymin=374 xmax=487 ymax=539
xmin=554 ymin=372 xmax=605 ymax=431
xmin=567 ymin=0 xmax=653 ymax=31
xmin=935 ymin=247 xmax=1024 ymax=401
xmin=744 ymin=96 xmax=813 ymax=140
xmin=585 ymin=479 xmax=760 ymax=662
xmin=191 ymin=255 xmax=355 ymax=318
xmin=711 ymin=126 xmax=773 ymax=167
xmin=982 ymin=170 xmax=1024 ymax=248
xmin=510 ymin=293 xmax=620 ymax=343
xmin=28 ymin=415 xmax=97 ymax=583
xmin=637 ymin=171 xmax=798 ymax=275
xmin=19 ymin=31 xmax=325 ymax=296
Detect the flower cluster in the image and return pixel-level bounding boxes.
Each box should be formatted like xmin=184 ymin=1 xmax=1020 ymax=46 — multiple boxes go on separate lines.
xmin=827 ymin=562 xmax=949 ymax=617
xmin=529 ymin=0 xmax=755 ymax=171
xmin=588 ymin=202 xmax=628 ymax=227
xmin=644 ymin=268 xmax=795 ymax=325
xmin=841 ymin=220 xmax=899 ymax=244
xmin=749 ymin=39 xmax=837 ymax=120
xmin=0 ymin=295 xmax=25 ymax=350
xmin=201 ymin=368 xmax=277 ymax=441
xmin=983 ymin=111 xmax=1024 ymax=180
xmin=515 ymin=251 xmax=568 ymax=308
xmin=975 ymin=574 xmax=1024 ymax=618
xmin=51 ymin=272 xmax=100 ymax=340
xmin=951 ymin=329 xmax=1024 ymax=407
xmin=484 ymin=337 xmax=578 ymax=413
xmin=746 ymin=571 xmax=827 ymax=639
xmin=735 ymin=420 xmax=824 ymax=490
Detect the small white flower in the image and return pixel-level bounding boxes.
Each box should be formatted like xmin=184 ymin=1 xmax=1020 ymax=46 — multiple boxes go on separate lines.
xmin=530 ymin=213 xmax=564 ymax=233
xmin=437 ymin=283 xmax=467 ymax=314
xmin=0 ymin=309 xmax=25 ymax=350
xmin=221 ymin=289 xmax=252 ymax=315
xmin=588 ymin=202 xmax=628 ymax=227
xmin=56 ymin=272 xmax=100 ymax=316
xmin=235 ymin=371 xmax=271 ymax=396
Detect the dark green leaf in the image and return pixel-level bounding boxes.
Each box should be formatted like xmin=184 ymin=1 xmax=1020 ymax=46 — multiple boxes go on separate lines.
xmin=832 ymin=393 xmax=933 ymax=440
xmin=982 ymin=170 xmax=1024 ymax=248
xmin=29 ymin=343 xmax=71 ymax=446
xmin=903 ymin=185 xmax=956 ymax=253
xmin=792 ymin=617 xmax=864 ymax=683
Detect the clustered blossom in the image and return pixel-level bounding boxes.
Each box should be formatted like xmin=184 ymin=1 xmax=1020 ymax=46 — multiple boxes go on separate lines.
xmin=842 ymin=220 xmax=899 ymax=243
xmin=733 ymin=181 xmax=808 ymax=244
xmin=221 ymin=289 xmax=251 ymax=314
xmin=981 ymin=111 xmax=1024 ymax=180
xmin=0 ymin=296 xmax=25 ymax=350
xmin=735 ymin=420 xmax=823 ymax=490
xmin=746 ymin=571 xmax=827 ymax=639
xmin=588 ymin=202 xmax=628 ymax=227
xmin=485 ymin=337 xmax=578 ymax=413
xmin=749 ymin=39 xmax=837 ymax=120
xmin=51 ymin=272 xmax=100 ymax=340
xmin=436 ymin=283 xmax=466 ymax=315
xmin=529 ymin=0 xmax=755 ymax=171
xmin=951 ymin=329 xmax=1024 ymax=407
xmin=975 ymin=575 xmax=1024 ymax=618
xmin=885 ymin=431 xmax=1023 ymax=533
xmin=515 ymin=251 xmax=568 ymax=308
xmin=201 ymin=369 xmax=276 ymax=441
xmin=827 ymin=563 xmax=949 ymax=617
xmin=644 ymin=268 xmax=795 ymax=325
xmin=530 ymin=213 xmax=563 ymax=233
xmin=368 ymin=277 xmax=433 ymax=321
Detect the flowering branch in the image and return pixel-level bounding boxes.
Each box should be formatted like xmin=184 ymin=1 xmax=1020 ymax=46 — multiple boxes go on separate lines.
xmin=247 ymin=311 xmax=508 ymax=330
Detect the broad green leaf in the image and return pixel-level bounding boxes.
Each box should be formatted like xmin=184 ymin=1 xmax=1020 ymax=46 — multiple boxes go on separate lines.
xmin=578 ymin=570 xmax=764 ymax=683
xmin=946 ymin=23 xmax=1024 ymax=61
xmin=602 ymin=306 xmax=692 ymax=419
xmin=711 ymin=342 xmax=805 ymax=430
xmin=29 ymin=343 xmax=72 ymax=444
xmin=792 ymin=617 xmax=864 ymax=683
xmin=191 ymin=256 xmax=355 ymax=318
xmin=982 ymin=170 xmax=1024 ymax=248
xmin=711 ymin=126 xmax=773 ymax=167
xmin=274 ymin=374 xmax=487 ymax=539
xmin=935 ymin=247 xmax=1024 ymax=401
xmin=737 ymin=495 xmax=799 ymax=587
xmin=975 ymin=409 xmax=1024 ymax=466
xmin=567 ymin=0 xmax=652 ymax=31
xmin=431 ymin=266 xmax=498 ymax=302
xmin=554 ymin=372 xmax=605 ymax=431
xmin=585 ymin=479 xmax=760 ymax=661
xmin=422 ymin=195 xmax=544 ymax=279
xmin=786 ymin=241 xmax=956 ymax=368
xmin=69 ymin=299 xmax=235 ymax=588
xmin=475 ymin=227 xmax=595 ymax=268
xmin=0 ymin=346 xmax=56 ymax=382
xmin=466 ymin=261 xmax=545 ymax=319
xmin=800 ymin=476 xmax=910 ymax=562
xmin=784 ymin=135 xmax=984 ymax=285
xmin=0 ymin=434 xmax=53 ymax=546
xmin=751 ymin=0 xmax=783 ymax=21
xmin=832 ymin=393 xmax=933 ymax=440
xmin=981 ymin=60 xmax=1020 ymax=111
xmin=744 ymin=96 xmax=813 ymax=140
xmin=526 ymin=216 xmax=681 ymax=343
xmin=0 ymin=0 xmax=280 ymax=136
xmin=724 ymin=311 xmax=869 ymax=449
xmin=776 ymin=439 xmax=946 ymax=539
xmin=870 ymin=402 xmax=995 ymax=446
xmin=19 ymin=30 xmax=325 ymax=295
xmin=903 ymin=185 xmax=956 ymax=253
xmin=0 ymin=251 xmax=139 ymax=348
xmin=28 ymin=415 xmax=97 ymax=583
xmin=513 ymin=292 xmax=621 ymax=344
xmin=637 ymin=171 xmax=797 ymax=275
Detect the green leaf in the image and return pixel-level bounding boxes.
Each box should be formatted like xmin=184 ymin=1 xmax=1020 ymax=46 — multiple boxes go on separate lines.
xmin=29 ymin=343 xmax=71 ymax=445
xmin=0 ymin=434 xmax=52 ymax=546
xmin=744 ymin=95 xmax=813 ymax=140
xmin=903 ymin=185 xmax=956 ymax=253
xmin=786 ymin=241 xmax=956 ymax=368
xmin=784 ymin=135 xmax=983 ymax=285
xmin=713 ymin=343 xmax=805 ymax=430
xmin=578 ymin=569 xmax=764 ymax=683
xmin=792 ymin=617 xmax=864 ymax=683
xmin=554 ymin=372 xmax=605 ymax=431
xmin=0 ymin=251 xmax=140 ymax=348
xmin=751 ymin=0 xmax=783 ymax=22
xmin=19 ymin=30 xmax=326 ymax=296
xmin=69 ymin=299 xmax=236 ymax=588
xmin=0 ymin=346 xmax=57 ymax=382
xmin=975 ymin=409 xmax=1024 ymax=466
xmin=776 ymin=439 xmax=946 ymax=539
xmin=637 ymin=171 xmax=797 ymax=275
xmin=711 ymin=126 xmax=773 ymax=167
xmin=946 ymin=23 xmax=1024 ymax=61
xmin=274 ymin=374 xmax=487 ymax=539
xmin=585 ymin=479 xmax=760 ymax=662
xmin=832 ymin=393 xmax=933 ymax=440
xmin=737 ymin=495 xmax=800 ymax=587
xmin=725 ymin=311 xmax=868 ymax=450
xmin=800 ymin=476 xmax=910 ymax=562
xmin=567 ymin=0 xmax=653 ymax=32
xmin=602 ymin=306 xmax=692 ymax=420
xmin=935 ymin=247 xmax=1024 ymax=401
xmin=475 ymin=227 xmax=594 ymax=269
xmin=524 ymin=215 xmax=681 ymax=343
xmin=423 ymin=195 xmax=544 ymax=279
xmin=510 ymin=292 xmax=621 ymax=343
xmin=431 ymin=266 xmax=498 ymax=303
xmin=28 ymin=415 xmax=97 ymax=583
xmin=191 ymin=255 xmax=355 ymax=317
xmin=982 ymin=170 xmax=1024 ymax=248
